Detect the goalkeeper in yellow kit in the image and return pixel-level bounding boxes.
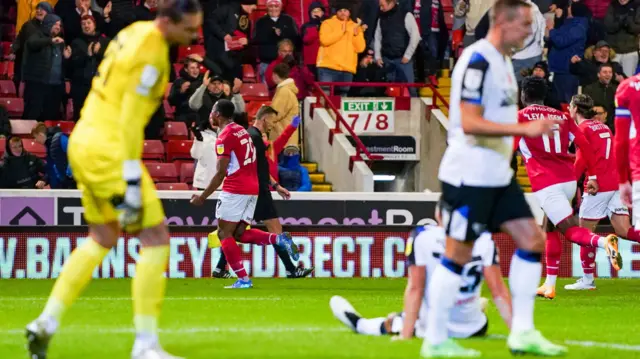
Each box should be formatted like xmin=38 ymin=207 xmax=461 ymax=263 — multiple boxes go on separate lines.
xmin=25 ymin=1 xmax=202 ymax=358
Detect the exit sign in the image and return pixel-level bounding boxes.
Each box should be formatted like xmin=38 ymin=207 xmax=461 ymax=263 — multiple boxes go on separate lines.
xmin=340 ymin=99 xmax=395 ymax=134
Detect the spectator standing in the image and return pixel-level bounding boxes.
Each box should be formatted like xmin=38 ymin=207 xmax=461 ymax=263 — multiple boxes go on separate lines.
xmin=31 ymin=123 xmax=74 ymax=189
xmin=348 ymin=48 xmax=386 ymax=96
xmin=0 ymin=106 xmax=11 ymax=138
xmin=417 ymin=0 xmax=450 ymax=86
xmin=16 ymin=0 xmax=56 ymax=33
xmin=189 ymin=119 xmax=218 ymax=191
xmin=466 ymin=0 xmax=496 ymax=46
xmin=69 ymin=15 xmax=109 ymax=121
xmin=269 ymin=63 xmax=299 ymax=147
xmin=604 ymin=0 xmax=640 ymax=77
xmin=254 ymin=0 xmax=299 ymax=82
xmin=169 ymin=57 xmax=203 ymax=127
xmin=0 ymin=136 xmax=47 ymax=189
xmin=283 ymin=0 xmax=328 ymax=28
xmin=134 ymin=0 xmax=157 ymax=21
xmin=56 ymin=0 xmax=106 ymax=44
xmin=265 ymin=39 xmax=295 ymax=93
xmin=203 ymin=0 xmax=256 ymax=88
xmin=278 ymin=145 xmax=312 ymax=191
xmin=189 ymin=71 xmax=227 ymax=128
xmin=358 ymin=0 xmax=380 ymax=47
xmin=520 ymin=61 xmax=562 ymax=109
xmin=11 ymin=2 xmax=53 ymax=94
xmin=583 ymin=63 xmax=618 ymax=127
xmin=283 ymin=55 xmax=315 ymax=100
xmin=512 ymin=0 xmax=546 ymax=83
xmin=374 ymin=0 xmax=421 ymax=97
xmin=317 ymin=2 xmax=366 ymax=95
xmin=546 ymin=1 xmax=590 ymax=103
xmin=23 ymin=14 xmax=70 ymax=121
xmin=583 ymin=0 xmax=611 ymax=44
xmin=301 ymin=2 xmax=326 ymax=75
xmin=570 ymin=40 xmax=625 ymax=87
xmin=95 ymin=0 xmax=134 ymax=36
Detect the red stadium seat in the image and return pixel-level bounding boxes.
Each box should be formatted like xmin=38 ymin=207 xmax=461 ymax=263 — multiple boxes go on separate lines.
xmin=44 ymin=121 xmax=74 ymax=135
xmin=0 ymin=61 xmax=14 ymax=79
xmin=164 ymin=121 xmax=189 ymax=140
xmin=142 ymin=140 xmax=165 ymax=161
xmin=180 ymin=162 xmax=195 ymax=184
xmin=197 ymin=28 xmax=204 ymax=44
xmin=242 ymin=64 xmax=257 ymax=83
xmin=156 ymin=182 xmax=190 ymax=190
xmin=0 ymin=97 xmax=23 ymax=117
xmin=1 ymin=42 xmax=11 ymax=57
xmin=172 ymin=63 xmax=182 ymax=77
xmin=163 ymin=100 xmax=174 ymax=120
xmin=177 ymin=45 xmax=205 ymax=62
xmin=145 ymin=162 xmax=178 ymax=183
xmin=240 ymin=83 xmax=269 ymax=101
xmin=0 ymin=80 xmax=16 ymax=97
xmin=165 ymin=82 xmax=172 ymax=99
xmin=166 ymin=140 xmax=193 ymax=161
xmin=10 ymin=119 xmax=36 ymax=137
xmin=0 ymin=137 xmax=4 ymax=156
xmin=245 ymin=100 xmax=271 ymax=118
xmin=22 ymin=139 xmax=46 ymax=158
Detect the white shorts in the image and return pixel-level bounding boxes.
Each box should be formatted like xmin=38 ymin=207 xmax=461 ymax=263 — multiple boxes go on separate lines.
xmin=390 ymin=312 xmax=488 ymax=339
xmin=215 ymin=191 xmax=258 ymax=223
xmin=633 ymin=182 xmax=640 ymax=230
xmin=579 ymin=190 xmax=629 ymax=220
xmin=533 ymin=181 xmax=577 ymax=225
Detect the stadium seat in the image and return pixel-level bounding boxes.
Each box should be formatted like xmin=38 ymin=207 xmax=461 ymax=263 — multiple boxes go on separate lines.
xmin=166 ymin=139 xmax=193 ymax=161
xmin=156 ymin=182 xmax=190 ymax=190
xmin=142 ymin=140 xmax=165 ymax=161
xmin=0 ymin=61 xmax=13 ymax=79
xmin=165 ymin=82 xmax=172 ymax=99
xmin=144 ymin=162 xmax=178 ymax=183
xmin=10 ymin=119 xmax=36 ymax=137
xmin=0 ymin=80 xmax=16 ymax=97
xmin=164 ymin=121 xmax=189 ymax=140
xmin=44 ymin=120 xmax=74 ymax=135
xmin=1 ymin=42 xmax=11 ymax=57
xmin=242 ymin=64 xmax=257 ymax=83
xmin=163 ymin=100 xmax=174 ymax=120
xmin=22 ymin=139 xmax=46 ymax=158
xmin=0 ymin=97 xmax=23 ymax=117
xmin=65 ymin=100 xmax=74 ymax=121
xmin=197 ymin=28 xmax=204 ymax=44
xmin=180 ymin=162 xmax=195 ymax=184
xmin=1 ymin=24 xmax=15 ymax=41
xmin=0 ymin=137 xmax=4 ymax=156
xmin=240 ymin=83 xmax=269 ymax=101
xmin=177 ymin=45 xmax=205 ymax=62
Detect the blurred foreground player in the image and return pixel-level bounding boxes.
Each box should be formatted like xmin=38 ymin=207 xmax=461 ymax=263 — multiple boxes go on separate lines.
xmin=25 ymin=2 xmax=203 ymax=358
xmin=330 ymin=215 xmax=512 ymax=339
xmin=517 ymin=78 xmax=621 ymax=300
xmin=427 ymin=0 xmax=567 ymax=356
xmin=191 ymin=100 xmax=299 ymax=288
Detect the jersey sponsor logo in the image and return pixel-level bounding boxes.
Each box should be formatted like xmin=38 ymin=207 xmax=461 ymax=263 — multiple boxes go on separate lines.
xmin=136 ymin=65 xmax=160 ymax=96
xmin=216 ymin=144 xmax=225 ymax=155
xmin=630 ymin=81 xmax=640 ymax=91
xmin=464 ymin=68 xmax=483 ymax=91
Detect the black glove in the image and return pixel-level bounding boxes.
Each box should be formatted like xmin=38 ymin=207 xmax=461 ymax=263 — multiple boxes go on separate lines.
xmin=191 ymin=124 xmax=203 ymax=141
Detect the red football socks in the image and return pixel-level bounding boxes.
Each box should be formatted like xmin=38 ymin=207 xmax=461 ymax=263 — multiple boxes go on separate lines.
xmin=580 ymin=246 xmax=596 ymax=276
xmin=221 ymin=238 xmax=248 ymax=279
xmin=565 ymin=226 xmax=599 ymax=247
xmin=626 ymin=228 xmax=640 ymax=243
xmin=545 ymin=232 xmax=562 ymax=276
xmin=238 ymin=229 xmax=277 ymax=245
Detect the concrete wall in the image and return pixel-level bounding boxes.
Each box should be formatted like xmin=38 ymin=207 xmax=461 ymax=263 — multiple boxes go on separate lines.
xmin=415 ymin=98 xmax=448 ymax=192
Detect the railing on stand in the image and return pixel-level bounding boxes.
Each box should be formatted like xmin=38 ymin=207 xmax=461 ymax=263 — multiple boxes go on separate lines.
xmin=310 ymin=82 xmax=450 ymax=170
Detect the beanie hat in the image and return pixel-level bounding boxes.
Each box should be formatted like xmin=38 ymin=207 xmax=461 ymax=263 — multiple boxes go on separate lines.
xmin=36 ymin=1 xmax=54 ymax=14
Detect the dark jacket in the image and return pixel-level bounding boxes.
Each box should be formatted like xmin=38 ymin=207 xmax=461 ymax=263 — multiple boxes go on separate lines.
xmin=604 ymin=0 xmax=640 ymax=54
xmin=419 ymin=0 xmax=449 ymax=58
xmin=56 ymin=7 xmax=106 ymax=43
xmin=0 ymin=106 xmax=11 ymax=138
xmin=96 ymin=0 xmax=136 ymax=35
xmin=253 ymin=13 xmax=299 ymax=64
xmin=358 ymin=0 xmax=380 ymax=47
xmin=23 ymin=14 xmax=67 ymax=84
xmin=569 ymin=45 xmax=625 ymax=87
xmin=348 ymin=59 xmax=387 ymax=97
xmin=45 ymin=128 xmax=73 ymax=189
xmin=197 ymin=90 xmax=227 ymax=128
xmin=0 ymin=138 xmax=47 ymax=189
xmin=583 ymin=80 xmax=618 ymax=126
xmin=300 ymin=1 xmax=326 ymax=66
xmin=69 ymin=32 xmax=109 ymax=86
xmin=12 ymin=18 xmax=43 ymax=75
xmin=169 ymin=68 xmax=203 ymax=119
xmin=547 ymin=16 xmax=589 ymax=74
xmin=379 ymin=5 xmax=410 ymax=59
xmin=134 ymin=4 xmax=156 ymax=21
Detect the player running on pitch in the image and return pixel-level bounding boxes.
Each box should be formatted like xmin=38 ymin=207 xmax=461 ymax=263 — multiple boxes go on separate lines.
xmin=190 ymin=99 xmax=299 ymax=289
xmin=517 ymin=77 xmax=621 ymax=300
xmin=330 ymin=218 xmax=512 ymax=340
xmin=570 ymin=93 xmax=640 ymax=290
xmin=25 ymin=2 xmax=203 ymax=358
xmin=427 ymin=0 xmax=567 ymax=356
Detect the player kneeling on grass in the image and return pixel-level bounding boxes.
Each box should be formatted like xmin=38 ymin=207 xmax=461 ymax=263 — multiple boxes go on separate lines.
xmin=330 ymin=224 xmax=512 ymax=340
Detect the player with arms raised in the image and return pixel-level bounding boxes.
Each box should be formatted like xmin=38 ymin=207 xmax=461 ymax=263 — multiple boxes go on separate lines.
xmin=191 ymin=99 xmax=299 ymax=289
xmin=517 ymin=78 xmax=621 ymax=300
xmin=615 ymin=75 xmax=640 ymax=238
xmin=424 ymin=0 xmax=566 ymax=357
xmin=25 ymin=2 xmax=203 ymax=358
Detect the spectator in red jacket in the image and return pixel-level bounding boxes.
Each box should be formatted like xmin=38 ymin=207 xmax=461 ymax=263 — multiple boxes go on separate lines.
xmin=300 ymin=1 xmax=326 ymax=76
xmin=283 ymin=55 xmax=315 ymax=100
xmin=283 ymin=0 xmax=328 ymax=28
xmin=265 ymin=38 xmax=295 ymax=92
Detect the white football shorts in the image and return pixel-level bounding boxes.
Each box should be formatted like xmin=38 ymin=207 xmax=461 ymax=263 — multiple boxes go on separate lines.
xmin=533 ymin=181 xmax=577 ymax=225
xmin=579 ymin=190 xmax=628 ymax=220
xmin=215 ymin=191 xmax=258 ymax=223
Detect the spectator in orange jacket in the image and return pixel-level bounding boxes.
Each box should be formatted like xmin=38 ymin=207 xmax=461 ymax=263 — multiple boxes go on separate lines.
xmin=269 ymin=63 xmax=299 ymax=148
xmin=317 ymin=2 xmax=366 ymax=95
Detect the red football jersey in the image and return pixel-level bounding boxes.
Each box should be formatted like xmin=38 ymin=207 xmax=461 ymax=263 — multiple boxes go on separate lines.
xmin=614 ymin=75 xmax=640 ymax=183
xmin=575 ymin=119 xmax=618 ymax=192
xmin=215 ymin=122 xmax=259 ymax=195
xmin=518 ymin=105 xmax=595 ymax=192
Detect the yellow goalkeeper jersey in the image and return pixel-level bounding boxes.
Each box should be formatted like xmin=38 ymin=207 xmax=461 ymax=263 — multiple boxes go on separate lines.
xmin=69 ymin=21 xmax=169 ymax=190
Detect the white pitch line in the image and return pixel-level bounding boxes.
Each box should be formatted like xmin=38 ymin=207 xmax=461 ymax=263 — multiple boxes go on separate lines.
xmin=0 ymin=297 xmax=281 ymax=301
xmin=487 ymin=335 xmax=640 ymax=352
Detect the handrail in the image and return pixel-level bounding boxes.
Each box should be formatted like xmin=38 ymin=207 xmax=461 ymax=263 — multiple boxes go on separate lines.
xmin=310 ymin=82 xmax=384 ymax=169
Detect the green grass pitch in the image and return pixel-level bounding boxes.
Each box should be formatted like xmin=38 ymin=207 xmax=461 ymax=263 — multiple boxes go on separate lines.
xmin=2 ymin=278 xmax=640 ymax=358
